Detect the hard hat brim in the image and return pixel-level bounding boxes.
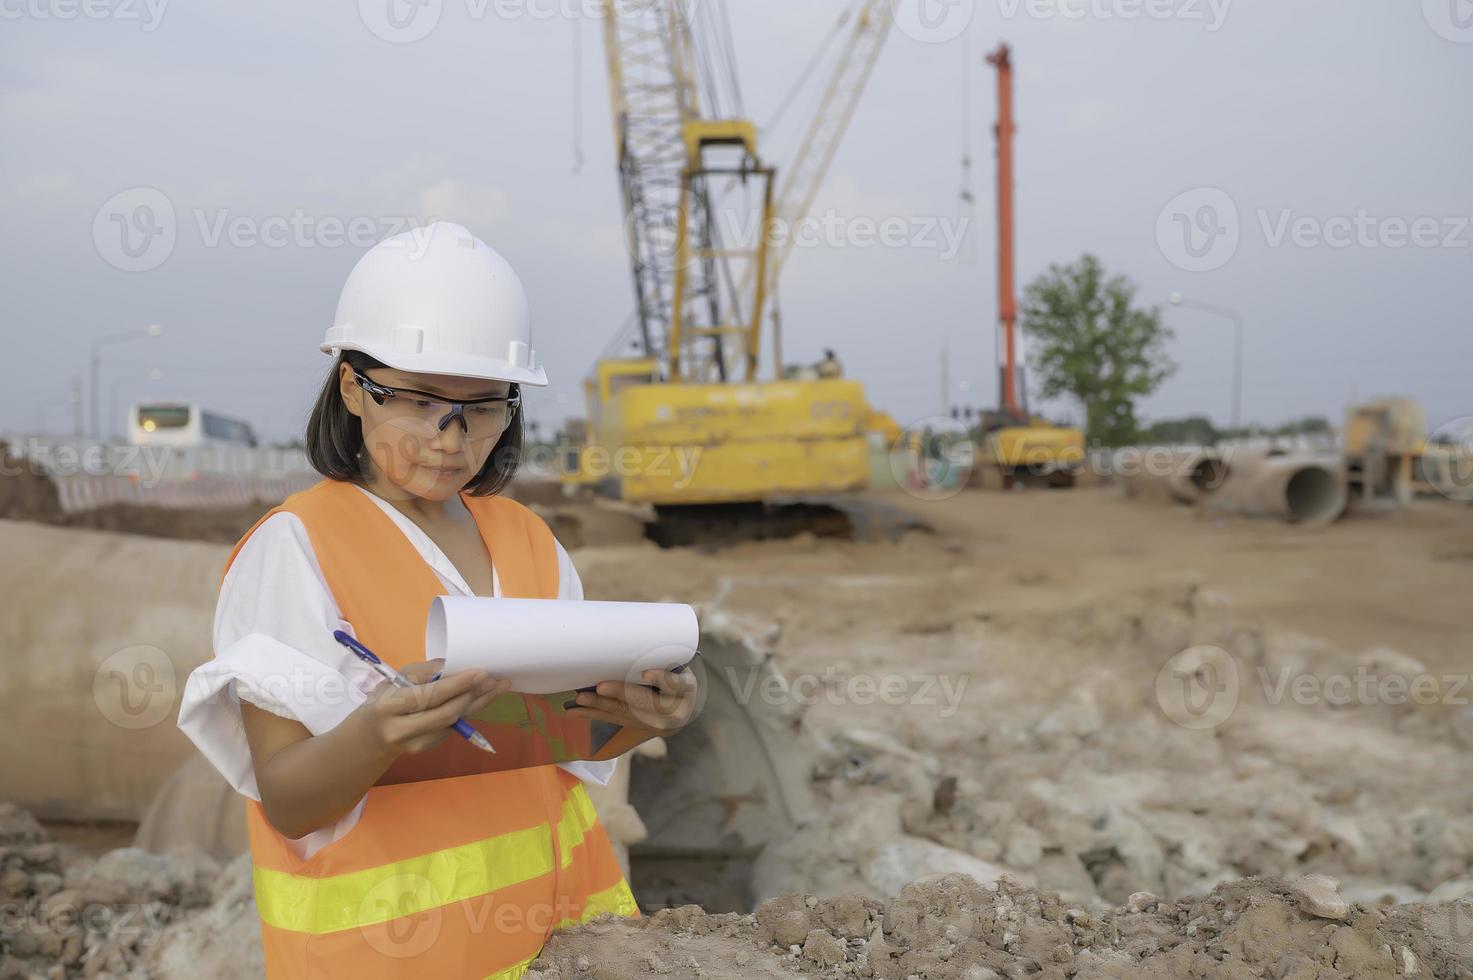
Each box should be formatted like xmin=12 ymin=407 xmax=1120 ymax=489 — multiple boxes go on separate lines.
xmin=322 ymin=343 xmax=549 ymax=387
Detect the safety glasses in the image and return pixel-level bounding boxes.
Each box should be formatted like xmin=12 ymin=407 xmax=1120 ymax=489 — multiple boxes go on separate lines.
xmin=353 ymin=369 xmax=520 ymax=437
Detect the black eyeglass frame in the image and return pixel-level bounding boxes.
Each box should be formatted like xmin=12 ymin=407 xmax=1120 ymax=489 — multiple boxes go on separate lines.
xmin=352 ymin=369 xmax=521 ymax=434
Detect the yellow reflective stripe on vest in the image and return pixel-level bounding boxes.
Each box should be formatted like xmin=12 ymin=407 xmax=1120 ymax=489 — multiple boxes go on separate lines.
xmin=555 ymin=785 xmax=599 ymax=868
xmin=254 ymin=786 xmax=606 ymax=936
xmin=482 ymin=880 xmax=640 ymax=980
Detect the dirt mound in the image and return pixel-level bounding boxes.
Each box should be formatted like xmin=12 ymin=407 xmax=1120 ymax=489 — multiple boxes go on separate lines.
xmin=0 ymin=442 xmax=65 ymax=523
xmin=533 ymin=874 xmax=1473 ymax=979
xmin=0 ymin=801 xmax=260 ymax=980
xmin=0 ymin=445 xmax=274 ymax=543
xmin=64 ymin=500 xmax=274 ymax=544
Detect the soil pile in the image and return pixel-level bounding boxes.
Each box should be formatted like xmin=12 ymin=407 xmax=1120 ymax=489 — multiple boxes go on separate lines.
xmin=533 ymin=874 xmax=1473 ymax=979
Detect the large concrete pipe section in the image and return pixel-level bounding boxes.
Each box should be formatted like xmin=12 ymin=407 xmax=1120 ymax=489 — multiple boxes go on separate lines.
xmin=1119 ymin=448 xmax=1231 ymax=505
xmin=0 ymin=519 xmax=226 ymax=821
xmin=1208 ymin=454 xmax=1348 ymax=525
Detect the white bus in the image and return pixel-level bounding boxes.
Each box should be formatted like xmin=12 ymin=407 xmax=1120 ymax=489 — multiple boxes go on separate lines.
xmin=128 ymin=402 xmax=258 ymax=448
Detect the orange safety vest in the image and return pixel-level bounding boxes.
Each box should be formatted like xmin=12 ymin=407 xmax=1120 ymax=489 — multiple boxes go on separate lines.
xmin=221 ymin=478 xmax=639 ymax=980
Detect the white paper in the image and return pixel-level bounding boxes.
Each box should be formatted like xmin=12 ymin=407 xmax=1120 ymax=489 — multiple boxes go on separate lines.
xmin=425 ymin=596 xmax=699 ymax=694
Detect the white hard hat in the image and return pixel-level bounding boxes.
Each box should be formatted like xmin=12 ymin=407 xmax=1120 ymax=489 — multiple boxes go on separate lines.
xmin=321 ymin=221 xmax=548 ymax=386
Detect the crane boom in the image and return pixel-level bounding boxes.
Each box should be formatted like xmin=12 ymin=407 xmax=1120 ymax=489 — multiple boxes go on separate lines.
xmin=766 ymin=0 xmax=893 ymax=288
xmin=986 ymin=42 xmax=1020 ymax=418
xmin=601 ymin=1 xmax=717 ymax=378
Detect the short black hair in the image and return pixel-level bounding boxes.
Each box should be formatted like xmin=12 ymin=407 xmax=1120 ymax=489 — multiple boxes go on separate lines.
xmin=305 ymin=350 xmax=522 ymax=496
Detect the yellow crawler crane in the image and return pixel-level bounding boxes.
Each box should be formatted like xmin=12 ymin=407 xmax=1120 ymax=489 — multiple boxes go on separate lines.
xmin=567 ymin=1 xmax=893 ymax=542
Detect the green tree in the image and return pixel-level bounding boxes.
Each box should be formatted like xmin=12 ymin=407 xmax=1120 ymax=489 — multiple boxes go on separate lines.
xmin=1143 ymin=415 xmax=1220 ymax=445
xmin=1019 ymin=254 xmax=1175 ymax=447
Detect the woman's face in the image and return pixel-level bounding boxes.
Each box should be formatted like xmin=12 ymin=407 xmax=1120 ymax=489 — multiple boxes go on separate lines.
xmin=339 ymin=361 xmax=511 ymax=502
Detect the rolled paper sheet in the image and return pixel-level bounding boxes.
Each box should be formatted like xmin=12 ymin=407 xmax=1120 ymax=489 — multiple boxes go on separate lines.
xmin=426 ymin=596 xmax=700 ymax=694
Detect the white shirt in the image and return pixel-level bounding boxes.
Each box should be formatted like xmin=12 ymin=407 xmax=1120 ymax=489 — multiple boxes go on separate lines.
xmin=177 ymin=484 xmax=615 ymax=861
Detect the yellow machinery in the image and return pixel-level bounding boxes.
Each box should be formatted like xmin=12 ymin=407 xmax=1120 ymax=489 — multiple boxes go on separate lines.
xmin=566 ymin=1 xmax=894 ymax=537
xmin=976 ymin=416 xmax=1086 ymax=489
xmin=1343 ymin=398 xmax=1425 ymax=510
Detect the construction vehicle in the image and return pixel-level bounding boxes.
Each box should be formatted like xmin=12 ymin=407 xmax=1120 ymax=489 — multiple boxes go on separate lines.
xmin=566 ymin=1 xmax=898 ymax=543
xmin=1416 ymin=419 xmax=1473 ymax=501
xmin=1343 ymin=398 xmax=1425 ymax=512
xmin=972 ymin=43 xmax=1085 ymax=490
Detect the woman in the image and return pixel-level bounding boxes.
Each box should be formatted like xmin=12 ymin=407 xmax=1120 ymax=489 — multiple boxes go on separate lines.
xmin=178 ymin=221 xmax=694 ymax=979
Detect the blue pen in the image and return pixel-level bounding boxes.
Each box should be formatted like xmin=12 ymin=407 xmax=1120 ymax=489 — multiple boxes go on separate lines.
xmin=333 ymin=630 xmax=495 ymax=754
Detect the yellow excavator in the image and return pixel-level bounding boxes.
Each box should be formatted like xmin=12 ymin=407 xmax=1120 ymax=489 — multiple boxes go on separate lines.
xmin=564 ymin=1 xmax=898 ymax=542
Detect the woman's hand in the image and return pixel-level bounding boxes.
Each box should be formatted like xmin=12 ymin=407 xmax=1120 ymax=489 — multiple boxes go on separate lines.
xmin=354 ymin=659 xmax=510 ymax=756
xmin=564 ymin=669 xmax=697 ymax=735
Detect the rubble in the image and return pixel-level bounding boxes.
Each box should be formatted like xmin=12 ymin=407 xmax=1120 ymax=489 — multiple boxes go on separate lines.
xmin=0 ymin=804 xmax=261 ymax=980
xmin=533 ymin=874 xmax=1473 ymax=979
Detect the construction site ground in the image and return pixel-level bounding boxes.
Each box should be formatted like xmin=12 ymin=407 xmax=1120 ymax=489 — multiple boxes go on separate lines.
xmin=3 ymin=480 xmax=1471 ymax=978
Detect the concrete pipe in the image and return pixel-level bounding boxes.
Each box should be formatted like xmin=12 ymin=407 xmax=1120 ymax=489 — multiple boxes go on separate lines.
xmin=0 ymin=519 xmax=227 ymax=822
xmin=628 ymin=605 xmax=819 ymax=911
xmin=1208 ymin=455 xmax=1348 ymax=525
xmin=1120 ymin=448 xmax=1231 ymax=505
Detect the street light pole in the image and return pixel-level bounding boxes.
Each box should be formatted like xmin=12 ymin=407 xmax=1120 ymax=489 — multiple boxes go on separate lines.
xmin=1168 ymin=294 xmax=1244 ymax=431
xmin=90 ymin=324 xmax=163 ymax=440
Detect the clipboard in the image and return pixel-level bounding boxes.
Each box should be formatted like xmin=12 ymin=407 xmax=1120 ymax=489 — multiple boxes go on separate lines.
xmin=373 ymin=651 xmax=700 ymax=786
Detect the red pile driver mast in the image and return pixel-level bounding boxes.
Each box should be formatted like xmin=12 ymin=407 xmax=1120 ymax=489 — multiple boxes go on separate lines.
xmin=986 ymin=42 xmax=1020 ymax=419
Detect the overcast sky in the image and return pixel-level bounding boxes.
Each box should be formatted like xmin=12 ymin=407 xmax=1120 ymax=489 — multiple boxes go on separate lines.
xmin=3 ymin=0 xmax=1470 ymax=443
